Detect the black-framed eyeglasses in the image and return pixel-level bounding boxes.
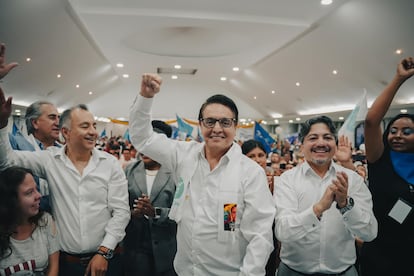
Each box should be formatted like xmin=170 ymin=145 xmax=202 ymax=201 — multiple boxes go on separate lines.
xmin=199 ymin=117 xmax=237 ymax=128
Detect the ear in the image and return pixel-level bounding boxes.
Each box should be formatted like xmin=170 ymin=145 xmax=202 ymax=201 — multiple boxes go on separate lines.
xmin=61 ymin=127 xmax=69 ymax=140
xmin=32 ymin=119 xmax=39 ymax=130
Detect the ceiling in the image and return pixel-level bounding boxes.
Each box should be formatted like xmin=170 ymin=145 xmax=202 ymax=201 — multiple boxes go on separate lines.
xmin=1 ymin=0 xmax=414 ymax=125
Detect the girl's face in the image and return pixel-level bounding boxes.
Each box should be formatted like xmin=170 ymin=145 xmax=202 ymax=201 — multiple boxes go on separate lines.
xmin=246 ymin=147 xmax=267 ymax=169
xmin=387 ymin=117 xmax=414 ymax=153
xmin=18 ymin=173 xmax=41 ymax=220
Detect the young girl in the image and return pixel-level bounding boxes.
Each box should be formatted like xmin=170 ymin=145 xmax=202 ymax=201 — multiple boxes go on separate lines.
xmin=0 ymin=167 xmax=59 ymax=276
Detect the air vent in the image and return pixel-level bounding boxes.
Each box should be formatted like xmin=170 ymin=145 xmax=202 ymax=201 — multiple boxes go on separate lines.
xmin=157 ymin=67 xmax=197 ymax=75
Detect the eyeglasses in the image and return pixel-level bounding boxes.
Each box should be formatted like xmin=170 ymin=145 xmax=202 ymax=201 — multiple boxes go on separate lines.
xmin=199 ymin=117 xmax=237 ymax=128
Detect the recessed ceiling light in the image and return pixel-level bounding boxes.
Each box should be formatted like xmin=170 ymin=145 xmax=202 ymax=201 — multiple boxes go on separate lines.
xmin=296 ymin=118 xmax=301 ymax=121
xmin=220 ymin=77 xmax=227 ymax=81
xmin=289 ymin=120 xmax=294 ymax=123
xmin=339 ymin=116 xmax=344 ymax=120
xmin=274 ymin=119 xmax=279 ymax=124
xmin=171 ymin=75 xmax=178 ymax=79
xmin=253 ymin=96 xmax=257 ymax=100
xmin=88 ymin=91 xmax=93 ymax=95
xmin=122 ymin=74 xmax=129 ymax=78
xmin=395 ymin=49 xmax=403 ymax=55
xmin=57 ymin=74 xmax=61 ymax=78
xmin=271 ymin=90 xmax=276 ymax=94
xmin=75 ymin=84 xmax=80 ymax=88
xmin=232 ymin=67 xmax=239 ymax=72
xmin=26 ymin=57 xmax=31 ymax=62
xmin=400 ymin=109 xmax=408 ymax=113
xmin=332 ymin=70 xmax=338 ymax=75
xmin=116 ymin=63 xmax=124 ymax=68
xmin=321 ymin=0 xmax=333 ymax=5
xmin=174 ymin=65 xmax=181 ymax=69
xmin=15 ymin=109 xmax=21 ymax=113
xmin=295 ymin=82 xmax=301 ymax=87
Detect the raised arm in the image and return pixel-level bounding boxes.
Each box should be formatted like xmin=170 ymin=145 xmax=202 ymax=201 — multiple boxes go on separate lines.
xmin=0 ymin=43 xmax=19 ymax=80
xmin=364 ymin=57 xmax=414 ymax=162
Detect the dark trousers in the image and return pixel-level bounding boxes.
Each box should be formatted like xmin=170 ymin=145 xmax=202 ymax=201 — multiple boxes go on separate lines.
xmin=122 ymin=250 xmax=177 ymax=276
xmin=59 ymin=253 xmax=123 ymax=276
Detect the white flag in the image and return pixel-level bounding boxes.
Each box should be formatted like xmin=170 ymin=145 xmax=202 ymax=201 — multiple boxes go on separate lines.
xmin=338 ymin=90 xmax=368 ymax=147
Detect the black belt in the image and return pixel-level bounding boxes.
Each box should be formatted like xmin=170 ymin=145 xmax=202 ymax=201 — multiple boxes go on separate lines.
xmin=284 ymin=263 xmax=353 ymax=276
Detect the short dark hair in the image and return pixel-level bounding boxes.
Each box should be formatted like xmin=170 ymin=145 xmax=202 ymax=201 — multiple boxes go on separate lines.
xmin=151 ymin=120 xmax=172 ymax=138
xmin=241 ymin=139 xmax=267 ymax=155
xmin=198 ymin=94 xmax=238 ymax=124
xmin=59 ymin=104 xmax=89 ymax=130
xmin=382 ymin=113 xmax=414 ymax=149
xmin=299 ymin=115 xmax=337 ymax=143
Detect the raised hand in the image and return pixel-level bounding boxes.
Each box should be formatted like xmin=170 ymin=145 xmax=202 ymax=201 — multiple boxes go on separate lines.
xmin=0 ymin=43 xmax=18 ymax=80
xmin=397 ymin=57 xmax=414 ymax=80
xmin=140 ymin=73 xmax=162 ymax=98
xmin=0 ymin=86 xmax=12 ymax=128
xmin=335 ymin=135 xmax=352 ymax=165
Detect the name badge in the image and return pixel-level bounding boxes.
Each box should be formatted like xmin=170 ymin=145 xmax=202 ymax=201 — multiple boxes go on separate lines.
xmin=388 ymin=198 xmax=412 ymax=224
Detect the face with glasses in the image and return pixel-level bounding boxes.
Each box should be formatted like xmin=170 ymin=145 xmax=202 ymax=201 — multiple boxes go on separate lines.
xmin=199 ymin=103 xmax=237 ymax=153
xmin=387 ymin=117 xmax=414 ymax=152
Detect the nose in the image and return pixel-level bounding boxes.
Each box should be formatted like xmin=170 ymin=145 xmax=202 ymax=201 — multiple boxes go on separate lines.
xmin=35 ymin=189 xmax=42 ymax=200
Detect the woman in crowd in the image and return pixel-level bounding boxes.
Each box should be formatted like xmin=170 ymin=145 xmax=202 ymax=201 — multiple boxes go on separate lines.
xmin=361 ymin=57 xmax=414 ymax=276
xmin=241 ymin=139 xmax=278 ymax=276
xmin=0 ymin=166 xmax=59 ymax=276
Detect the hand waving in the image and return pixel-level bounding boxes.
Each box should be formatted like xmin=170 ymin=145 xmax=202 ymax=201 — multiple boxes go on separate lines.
xmin=0 ymin=43 xmax=18 ymax=80
xmin=0 ymin=86 xmax=12 ymax=128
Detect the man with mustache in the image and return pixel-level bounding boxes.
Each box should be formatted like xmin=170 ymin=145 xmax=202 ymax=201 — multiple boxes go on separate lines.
xmin=274 ymin=116 xmax=377 ymax=276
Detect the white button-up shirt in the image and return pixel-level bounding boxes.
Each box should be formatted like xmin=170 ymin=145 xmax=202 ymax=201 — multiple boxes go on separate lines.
xmin=129 ymin=95 xmax=276 ymax=276
xmin=0 ymin=128 xmax=130 ymax=253
xmin=274 ymin=161 xmax=377 ymax=274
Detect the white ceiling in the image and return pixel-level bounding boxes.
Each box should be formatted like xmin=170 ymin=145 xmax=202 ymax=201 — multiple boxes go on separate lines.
xmin=1 ymin=0 xmax=414 ymax=124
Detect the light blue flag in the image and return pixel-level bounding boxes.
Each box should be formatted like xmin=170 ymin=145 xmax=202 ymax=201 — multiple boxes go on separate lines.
xmin=196 ymin=127 xmax=204 ymax=142
xmin=100 ymin=128 xmax=106 ymax=138
xmin=254 ymin=121 xmax=275 ymax=154
xmin=12 ymin=122 xmax=20 ymax=135
xmin=176 ymin=114 xmax=193 ymax=138
xmin=123 ymin=128 xmax=130 ymax=141
xmin=338 ymin=90 xmax=367 ymax=147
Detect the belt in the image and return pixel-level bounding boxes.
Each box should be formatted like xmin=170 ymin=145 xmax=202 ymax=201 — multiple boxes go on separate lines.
xmin=60 ymin=246 xmax=123 ymax=266
xmin=284 ymin=263 xmax=353 ymax=276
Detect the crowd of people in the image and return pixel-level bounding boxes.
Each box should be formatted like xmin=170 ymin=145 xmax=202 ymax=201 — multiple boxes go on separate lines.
xmin=0 ymin=41 xmax=413 ymax=276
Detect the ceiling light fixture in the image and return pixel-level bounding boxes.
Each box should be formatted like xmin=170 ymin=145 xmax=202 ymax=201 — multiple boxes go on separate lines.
xmin=332 ymin=70 xmax=338 ymax=75
xmin=295 ymin=82 xmax=301 ymax=87
xmin=75 ymin=84 xmax=80 ymax=88
xmin=395 ymin=49 xmax=402 ymax=55
xmin=26 ymin=58 xmax=31 ymax=62
xmin=321 ymin=0 xmax=333 ymax=5
xmin=122 ymin=74 xmax=129 ymax=78
xmin=116 ymin=63 xmax=124 ymax=68
xmin=88 ymin=91 xmax=93 ymax=95
xmin=57 ymin=74 xmax=61 ymax=78
xmin=400 ymin=109 xmax=408 ymax=113
xmin=174 ymin=65 xmax=181 ymax=69
xmin=171 ymin=75 xmax=178 ymax=79
xmin=271 ymin=90 xmax=276 ymax=94
xmin=339 ymin=116 xmax=344 ymax=120
xmin=232 ymin=67 xmax=239 ymax=72
xmin=220 ymin=77 xmax=227 ymax=81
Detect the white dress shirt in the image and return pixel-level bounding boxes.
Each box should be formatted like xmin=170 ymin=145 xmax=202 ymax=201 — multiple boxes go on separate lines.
xmin=0 ymin=128 xmax=130 ymax=253
xmin=129 ymin=95 xmax=276 ymax=276
xmin=274 ymin=161 xmax=377 ymax=274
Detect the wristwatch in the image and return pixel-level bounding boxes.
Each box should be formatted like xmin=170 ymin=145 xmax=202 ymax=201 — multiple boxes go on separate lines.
xmin=97 ymin=246 xmax=114 ymax=260
xmin=154 ymin=207 xmax=162 ymax=219
xmin=337 ymin=197 xmax=354 ymax=215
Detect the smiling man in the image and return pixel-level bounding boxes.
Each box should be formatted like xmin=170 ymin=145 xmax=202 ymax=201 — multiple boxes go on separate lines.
xmin=0 ymin=91 xmax=130 ymax=276
xmin=274 ymin=116 xmax=377 ymax=276
xmin=129 ymin=73 xmax=275 ymax=276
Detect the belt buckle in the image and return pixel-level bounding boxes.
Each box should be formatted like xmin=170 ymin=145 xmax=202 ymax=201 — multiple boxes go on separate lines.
xmin=79 ymin=256 xmax=92 ymax=266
